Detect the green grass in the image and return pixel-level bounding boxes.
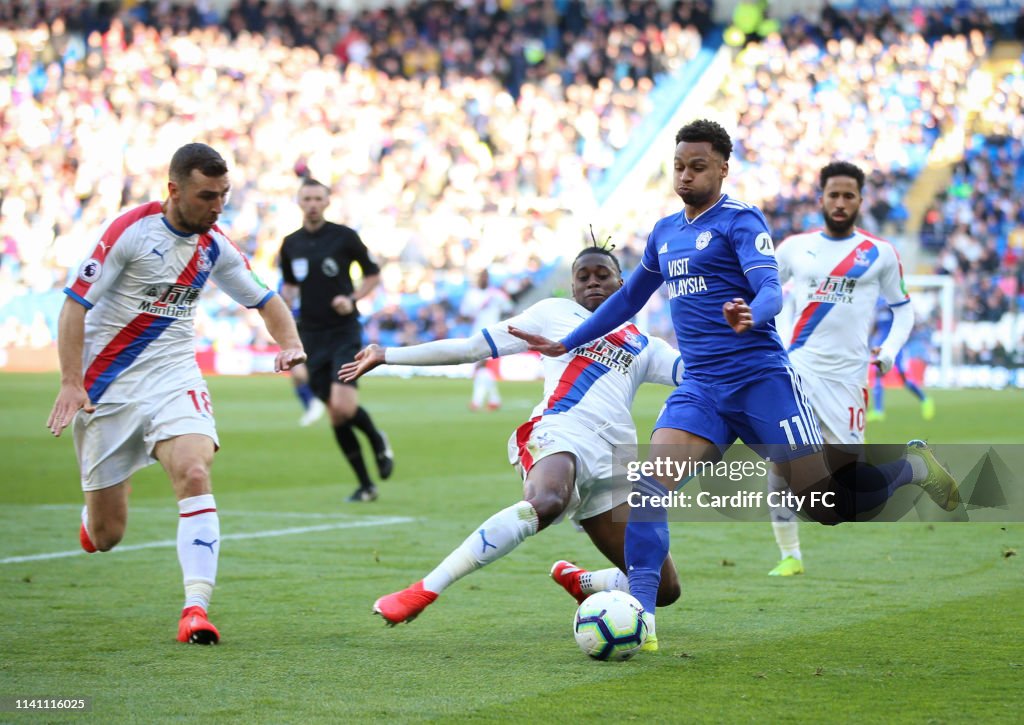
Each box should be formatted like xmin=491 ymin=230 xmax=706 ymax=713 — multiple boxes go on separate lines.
xmin=2 ymin=373 xmax=1022 ymax=722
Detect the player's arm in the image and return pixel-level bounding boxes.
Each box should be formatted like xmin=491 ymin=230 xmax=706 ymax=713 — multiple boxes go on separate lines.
xmin=47 ymin=298 xmax=94 ymax=436
xmin=511 ymin=265 xmax=663 ymax=356
xmin=48 ymin=220 xmax=135 ymax=435
xmin=258 ymin=295 xmax=307 ymax=372
xmin=643 ymin=336 xmax=684 ymax=387
xmin=723 ymin=266 xmax=783 ymax=334
xmin=334 ymin=231 xmax=382 ymax=315
xmin=872 ymin=246 xmax=914 ymax=373
xmin=339 ymin=334 xmax=494 ymax=382
xmin=724 ymin=210 xmax=782 ymax=334
xmin=341 ymin=300 xmax=552 ymax=381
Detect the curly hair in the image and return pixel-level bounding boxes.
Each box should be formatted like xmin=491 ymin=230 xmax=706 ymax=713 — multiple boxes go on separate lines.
xmin=819 ymin=161 xmax=865 ymax=192
xmin=675 ymin=119 xmax=733 ymax=161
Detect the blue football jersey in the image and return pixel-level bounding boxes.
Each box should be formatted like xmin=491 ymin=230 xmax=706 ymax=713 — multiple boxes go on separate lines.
xmin=640 ymin=194 xmax=788 ymax=380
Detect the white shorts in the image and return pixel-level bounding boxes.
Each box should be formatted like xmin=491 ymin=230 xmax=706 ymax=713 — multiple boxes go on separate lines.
xmin=72 ymin=384 xmax=219 ymax=491
xmin=507 ymin=416 xmax=632 ymax=524
xmin=792 ymin=371 xmax=867 ymax=446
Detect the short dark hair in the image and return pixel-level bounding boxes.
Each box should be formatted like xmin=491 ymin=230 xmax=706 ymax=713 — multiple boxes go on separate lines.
xmin=169 ymin=143 xmax=228 ymax=184
xmin=573 ymin=246 xmax=621 ymax=274
xmin=300 ymin=177 xmax=330 ymax=194
xmin=675 ymin=119 xmax=732 ymax=161
xmin=819 ymin=161 xmax=865 ymax=191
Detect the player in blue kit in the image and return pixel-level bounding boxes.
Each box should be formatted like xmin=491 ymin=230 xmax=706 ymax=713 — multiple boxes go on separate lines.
xmin=511 ymin=119 xmax=960 ymax=643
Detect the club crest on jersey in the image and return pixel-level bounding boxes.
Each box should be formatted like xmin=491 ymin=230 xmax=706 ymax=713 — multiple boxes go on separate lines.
xmin=322 ymin=257 xmax=340 ymax=277
xmin=622 ymin=330 xmax=642 ymax=348
xmin=197 ymin=246 xmax=213 ymax=272
xmin=695 ymin=231 xmax=713 ymax=250
xmin=78 ymin=258 xmax=102 ymax=283
xmin=853 ymin=248 xmax=870 ymax=267
xmin=755 ymin=233 xmax=775 ymax=257
xmin=530 ymin=431 xmax=555 ymax=452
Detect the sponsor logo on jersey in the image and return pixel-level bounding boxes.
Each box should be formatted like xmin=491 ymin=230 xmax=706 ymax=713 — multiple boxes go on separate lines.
xmin=137 ymin=284 xmax=202 ymax=318
xmin=695 ymin=231 xmax=713 ymax=250
xmin=755 ymin=232 xmax=775 ymax=256
xmin=810 ymin=275 xmax=857 ymax=304
xmin=578 ymin=338 xmax=637 ymax=374
xmin=322 ymin=257 xmax=340 ymax=277
xmin=665 ymin=256 xmax=708 ymax=299
xmin=78 ymin=258 xmax=102 ymax=283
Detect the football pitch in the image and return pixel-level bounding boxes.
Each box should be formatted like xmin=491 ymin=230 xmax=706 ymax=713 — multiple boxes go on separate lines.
xmin=2 ymin=372 xmax=1022 ymax=723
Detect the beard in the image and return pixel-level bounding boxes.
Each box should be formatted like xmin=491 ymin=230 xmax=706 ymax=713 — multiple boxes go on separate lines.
xmin=824 ymin=213 xmax=856 ymax=236
xmin=680 ymin=188 xmax=713 ymax=208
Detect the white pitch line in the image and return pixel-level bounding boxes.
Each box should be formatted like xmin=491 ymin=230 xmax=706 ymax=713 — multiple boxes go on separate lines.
xmin=31 ymin=505 xmax=364 ymax=520
xmin=0 ymin=516 xmax=415 ymax=565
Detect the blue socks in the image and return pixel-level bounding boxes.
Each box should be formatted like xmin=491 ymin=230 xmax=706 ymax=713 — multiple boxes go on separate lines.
xmin=295 ymin=383 xmax=315 ymax=410
xmin=624 ymin=475 xmax=671 ymax=616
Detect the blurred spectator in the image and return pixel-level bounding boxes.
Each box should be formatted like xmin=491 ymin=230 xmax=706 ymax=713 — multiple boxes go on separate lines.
xmin=0 ymin=0 xmax=705 ymax=349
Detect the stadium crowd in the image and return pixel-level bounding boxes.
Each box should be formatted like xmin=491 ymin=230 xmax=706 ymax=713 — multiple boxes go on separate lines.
xmin=1 ymin=1 xmax=1021 ymax=375
xmin=0 ymin=0 xmax=705 ymax=351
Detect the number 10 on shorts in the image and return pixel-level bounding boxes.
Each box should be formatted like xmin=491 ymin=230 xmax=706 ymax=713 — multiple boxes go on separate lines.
xmin=187 ymin=389 xmax=213 ymax=414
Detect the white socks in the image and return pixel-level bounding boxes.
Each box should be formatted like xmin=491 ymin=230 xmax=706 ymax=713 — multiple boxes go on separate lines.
xmin=423 ymin=501 xmax=539 ymax=594
xmin=471 ymin=367 xmax=500 ymax=408
xmin=177 ymin=494 xmax=219 ymax=611
xmin=768 ymin=470 xmax=801 ymax=560
xmin=579 ymin=568 xmax=630 ymax=596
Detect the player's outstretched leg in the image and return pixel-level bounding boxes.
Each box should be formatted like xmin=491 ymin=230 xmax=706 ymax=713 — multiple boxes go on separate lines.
xmin=176 ymin=493 xmax=221 ymax=644
xmin=767 ymin=469 xmax=804 ymax=576
xmin=373 ymin=500 xmax=540 ymax=626
xmin=550 ymin=561 xmax=629 ymax=604
xmin=79 ymin=505 xmax=97 ymax=553
xmin=350 ymin=407 xmax=394 ymax=480
xmin=905 ymin=440 xmax=959 ymax=510
xmin=177 ymin=606 xmax=220 ymax=645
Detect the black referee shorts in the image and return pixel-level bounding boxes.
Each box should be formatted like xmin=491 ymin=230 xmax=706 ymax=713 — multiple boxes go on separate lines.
xmin=299 ymin=326 xmax=364 ymax=401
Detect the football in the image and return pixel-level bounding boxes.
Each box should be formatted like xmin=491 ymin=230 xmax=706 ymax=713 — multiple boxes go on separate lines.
xmin=573 ymin=590 xmax=648 ymax=661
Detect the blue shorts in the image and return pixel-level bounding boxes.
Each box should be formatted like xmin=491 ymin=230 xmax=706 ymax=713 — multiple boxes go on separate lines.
xmin=654 ymin=365 xmax=823 ymax=462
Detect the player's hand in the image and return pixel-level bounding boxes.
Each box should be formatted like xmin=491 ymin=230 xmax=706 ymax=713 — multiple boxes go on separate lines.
xmin=275 ymin=347 xmax=307 ymax=373
xmin=331 ymin=295 xmax=355 ymax=315
xmin=339 ymin=344 xmax=385 ymax=382
xmin=870 ymin=346 xmax=894 ymax=375
xmin=723 ymin=298 xmax=753 ymax=333
xmin=507 ymin=326 xmax=567 ymax=357
xmin=47 ymin=384 xmax=94 ymax=437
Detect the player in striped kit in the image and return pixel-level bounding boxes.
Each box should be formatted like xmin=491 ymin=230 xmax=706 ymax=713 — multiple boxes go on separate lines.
xmin=46 ymin=144 xmax=306 ymax=644
xmin=767 ymin=161 xmax=916 ymax=576
xmin=340 ymin=247 xmax=682 ymax=645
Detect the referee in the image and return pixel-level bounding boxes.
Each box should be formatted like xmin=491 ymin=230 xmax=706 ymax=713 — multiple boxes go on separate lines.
xmin=280 ymin=178 xmax=393 ymax=502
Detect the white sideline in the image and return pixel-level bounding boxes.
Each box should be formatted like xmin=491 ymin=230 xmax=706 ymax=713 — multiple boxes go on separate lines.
xmin=0 ymin=516 xmax=415 ymax=565
xmin=34 ymin=504 xmax=367 ymax=520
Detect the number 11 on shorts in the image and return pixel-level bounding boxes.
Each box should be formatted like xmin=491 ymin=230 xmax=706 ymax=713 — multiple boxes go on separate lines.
xmin=187 ymin=389 xmax=213 ymax=414
xmin=779 ymin=416 xmax=813 ymax=448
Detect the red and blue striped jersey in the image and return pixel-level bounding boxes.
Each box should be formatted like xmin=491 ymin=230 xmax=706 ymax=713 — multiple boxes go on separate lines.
xmin=64 ymin=202 xmax=273 ymax=403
